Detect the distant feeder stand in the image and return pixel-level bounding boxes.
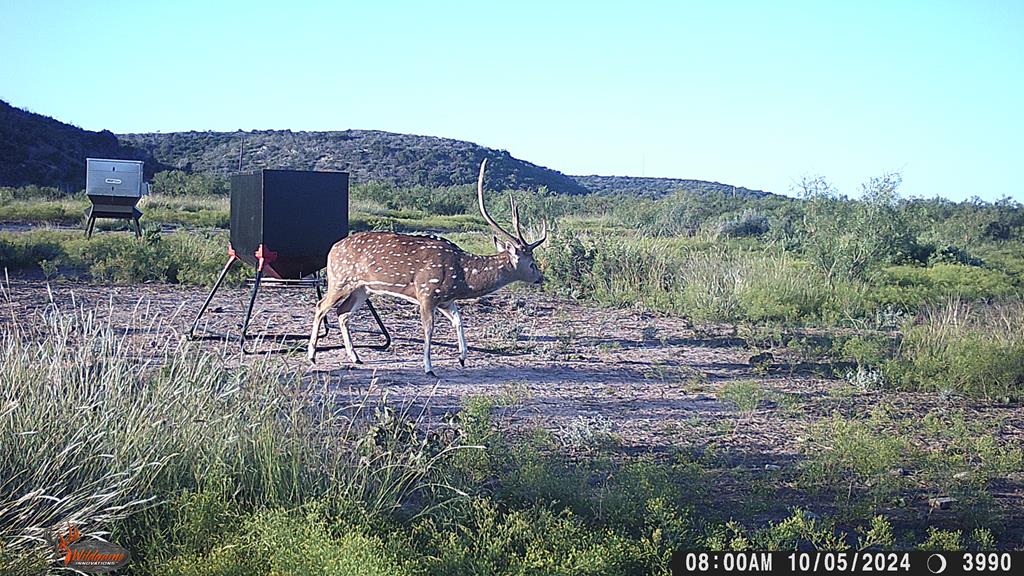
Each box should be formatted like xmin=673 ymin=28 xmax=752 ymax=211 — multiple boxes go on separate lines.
xmin=85 ymin=158 xmax=147 ymax=238
xmin=187 ymin=169 xmax=391 ymax=352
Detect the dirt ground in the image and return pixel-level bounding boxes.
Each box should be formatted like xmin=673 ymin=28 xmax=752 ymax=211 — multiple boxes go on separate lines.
xmin=0 ymin=274 xmax=827 ymax=452
xmin=8 ymin=274 xmax=1017 ymax=457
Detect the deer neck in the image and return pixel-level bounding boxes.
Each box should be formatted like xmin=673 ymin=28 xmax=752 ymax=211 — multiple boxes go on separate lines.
xmin=460 ymin=252 xmax=516 ymax=298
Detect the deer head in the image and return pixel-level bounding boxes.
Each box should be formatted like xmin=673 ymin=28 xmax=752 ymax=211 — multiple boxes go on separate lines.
xmin=477 ymin=159 xmax=547 ymax=284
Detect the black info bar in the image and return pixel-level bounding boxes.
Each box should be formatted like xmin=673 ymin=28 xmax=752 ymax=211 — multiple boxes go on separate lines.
xmin=670 ymin=551 xmax=1019 ymax=576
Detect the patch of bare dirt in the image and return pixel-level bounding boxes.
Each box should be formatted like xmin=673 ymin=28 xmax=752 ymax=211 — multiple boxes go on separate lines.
xmin=1 ymin=276 xmax=1020 ymax=465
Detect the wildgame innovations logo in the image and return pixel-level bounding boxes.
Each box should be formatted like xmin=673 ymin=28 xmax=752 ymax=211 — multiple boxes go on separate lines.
xmin=52 ymin=523 xmax=130 ymax=573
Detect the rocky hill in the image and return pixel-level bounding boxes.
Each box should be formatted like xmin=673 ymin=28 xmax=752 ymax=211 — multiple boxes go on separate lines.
xmin=119 ymin=130 xmax=590 ymax=194
xmin=0 ymin=100 xmax=161 ymax=190
xmin=574 ymin=175 xmax=773 ymax=198
xmin=1 ymin=100 xmax=775 ymax=197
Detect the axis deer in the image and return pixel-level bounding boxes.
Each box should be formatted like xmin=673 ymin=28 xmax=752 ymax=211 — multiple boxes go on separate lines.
xmin=307 ymin=159 xmax=547 ymax=376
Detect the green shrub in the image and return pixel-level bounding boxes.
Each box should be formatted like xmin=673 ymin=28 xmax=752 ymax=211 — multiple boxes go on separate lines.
xmin=704 ymin=510 xmax=851 ymax=551
xmin=840 ymin=334 xmax=893 ymax=368
xmin=152 ymin=509 xmax=411 ymax=576
xmin=797 ymin=174 xmax=923 ymax=285
xmin=801 ymin=408 xmax=915 ymax=515
xmin=1 ymin=310 xmax=467 ymax=565
xmin=716 ymin=209 xmax=769 ymax=238
xmin=719 ymin=380 xmax=766 ymax=412
xmin=918 ymin=528 xmax=965 ymax=551
xmin=415 ymin=499 xmax=668 ymax=575
xmin=0 ymin=231 xmax=65 ymax=268
xmin=0 ymin=184 xmax=68 ymax=201
xmin=801 ymin=405 xmax=1021 ymax=528
xmin=885 ymin=300 xmax=1024 ymax=398
xmin=538 ymin=231 xmax=597 ymax=299
xmin=541 ymin=230 xmax=838 ymax=323
xmin=0 ymin=197 xmax=88 ymax=224
xmin=927 ymin=244 xmax=984 ymax=267
xmin=151 ymin=170 xmax=229 ymax=197
xmin=66 ymin=231 xmax=174 ymax=282
xmin=871 ymin=264 xmax=1018 ymax=310
xmin=0 ymin=229 xmax=247 ymax=286
xmin=735 ymin=256 xmax=828 ymax=322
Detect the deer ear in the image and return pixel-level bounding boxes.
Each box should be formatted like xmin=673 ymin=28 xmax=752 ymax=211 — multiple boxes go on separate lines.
xmin=493 ymin=234 xmax=516 ymax=252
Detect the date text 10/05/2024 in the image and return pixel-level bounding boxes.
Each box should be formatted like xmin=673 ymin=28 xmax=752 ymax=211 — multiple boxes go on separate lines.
xmin=671 ymin=551 xmax=1017 ymax=576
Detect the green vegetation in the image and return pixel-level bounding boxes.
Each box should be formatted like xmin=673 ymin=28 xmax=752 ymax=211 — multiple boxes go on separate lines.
xmin=4 ymin=98 xmax=1024 ymax=566
xmin=802 ymin=406 xmax=1022 ymax=527
xmin=2 ymin=170 xmax=1024 ymax=570
xmin=3 ymin=170 xmax=1024 ymax=401
xmin=0 ymin=228 xmax=245 ymax=285
xmin=884 ymin=301 xmax=1024 ymax=399
xmin=3 ymin=311 xmax=1020 ymax=574
xmin=718 ymin=380 xmax=766 ymax=413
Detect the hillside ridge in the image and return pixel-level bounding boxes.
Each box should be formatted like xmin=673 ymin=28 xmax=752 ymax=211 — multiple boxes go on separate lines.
xmin=1 ymin=100 xmax=774 ymax=197
xmin=0 ymin=100 xmax=161 ymax=190
xmin=119 ymin=129 xmax=590 ymax=194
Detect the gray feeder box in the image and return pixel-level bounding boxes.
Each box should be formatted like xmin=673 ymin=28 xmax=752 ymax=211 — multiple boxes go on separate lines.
xmin=85 ymin=158 xmax=146 ymax=238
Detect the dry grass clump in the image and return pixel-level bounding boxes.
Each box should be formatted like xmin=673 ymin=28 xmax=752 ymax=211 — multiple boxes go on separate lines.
xmin=0 ymin=298 xmax=470 ymax=565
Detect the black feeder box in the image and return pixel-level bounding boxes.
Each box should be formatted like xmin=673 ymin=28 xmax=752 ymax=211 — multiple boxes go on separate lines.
xmin=188 ymin=169 xmax=390 ymax=352
xmin=84 ymin=158 xmax=146 ymax=238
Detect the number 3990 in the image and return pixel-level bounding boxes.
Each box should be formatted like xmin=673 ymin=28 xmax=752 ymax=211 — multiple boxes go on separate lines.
xmin=964 ymin=553 xmax=1011 ymax=572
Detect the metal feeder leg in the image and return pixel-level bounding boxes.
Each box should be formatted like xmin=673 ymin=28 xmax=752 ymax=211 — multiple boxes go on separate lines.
xmin=240 ymin=268 xmax=265 ymax=354
xmin=364 ymin=299 xmax=392 ymax=351
xmin=187 ymin=254 xmax=238 ymax=340
xmin=85 ymin=215 xmax=97 ymax=238
xmin=314 ymin=275 xmax=329 ymax=338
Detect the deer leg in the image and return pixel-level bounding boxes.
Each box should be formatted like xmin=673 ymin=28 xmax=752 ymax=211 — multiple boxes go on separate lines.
xmin=307 ymin=286 xmax=350 ymax=363
xmin=438 ymin=302 xmax=467 ymax=367
xmin=420 ymin=302 xmax=437 ymax=377
xmin=336 ymin=287 xmax=368 ymax=364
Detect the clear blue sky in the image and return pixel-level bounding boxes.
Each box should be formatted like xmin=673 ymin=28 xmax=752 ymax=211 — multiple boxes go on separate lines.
xmin=1 ymin=1 xmax=1021 ymax=200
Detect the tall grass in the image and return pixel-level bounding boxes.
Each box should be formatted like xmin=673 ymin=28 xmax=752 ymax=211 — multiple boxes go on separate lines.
xmin=0 ymin=302 xmax=469 ymax=567
xmin=139 ymin=195 xmax=229 ymax=228
xmin=541 ymin=229 xmax=835 ymax=322
xmin=886 ymin=299 xmax=1024 ymax=398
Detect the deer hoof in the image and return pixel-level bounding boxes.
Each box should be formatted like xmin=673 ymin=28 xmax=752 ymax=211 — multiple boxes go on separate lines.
xmin=426 ymin=370 xmax=438 ymax=379
xmin=458 ymin=358 xmax=465 ymax=367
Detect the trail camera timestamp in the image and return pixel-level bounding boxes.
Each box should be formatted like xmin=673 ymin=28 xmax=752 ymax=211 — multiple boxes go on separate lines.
xmin=671 ymin=551 xmax=1019 ymax=576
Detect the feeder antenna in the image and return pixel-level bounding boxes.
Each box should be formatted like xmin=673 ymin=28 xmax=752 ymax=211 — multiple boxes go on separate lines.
xmin=237 ymin=136 xmax=245 ymax=173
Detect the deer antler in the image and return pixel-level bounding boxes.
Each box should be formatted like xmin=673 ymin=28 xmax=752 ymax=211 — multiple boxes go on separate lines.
xmin=57 ymin=523 xmax=81 ymax=552
xmin=478 ymin=159 xmax=548 ymax=251
xmin=509 ymin=194 xmax=524 ymax=243
xmin=478 ymin=159 xmax=521 ymax=247
xmin=526 ymin=219 xmax=547 ymax=250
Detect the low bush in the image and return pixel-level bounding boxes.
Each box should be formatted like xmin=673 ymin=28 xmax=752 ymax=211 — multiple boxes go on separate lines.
xmin=716 ymin=209 xmax=769 ymax=238
xmin=870 ymin=264 xmax=1018 ymax=311
xmin=541 ymin=229 xmax=838 ymax=323
xmin=0 ymin=229 xmax=247 ymax=286
xmin=801 ymin=405 xmax=1022 ymax=527
xmin=150 ymin=508 xmax=411 ymax=576
xmin=1 ymin=309 xmax=471 ymax=570
xmin=150 ymin=171 xmax=229 ymax=197
xmin=0 ymin=197 xmax=89 ymax=224
xmin=885 ymin=300 xmax=1024 ymax=398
